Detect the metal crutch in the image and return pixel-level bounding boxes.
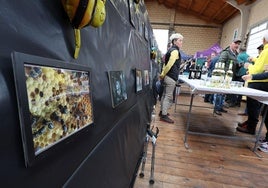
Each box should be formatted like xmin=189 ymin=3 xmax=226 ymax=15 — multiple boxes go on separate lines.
xmin=139 ymin=124 xmax=150 ymax=179
xmin=139 ymin=125 xmax=159 ymax=184
xmin=146 ymin=126 xmax=159 ymax=184
xmin=139 ymin=107 xmax=156 ymax=179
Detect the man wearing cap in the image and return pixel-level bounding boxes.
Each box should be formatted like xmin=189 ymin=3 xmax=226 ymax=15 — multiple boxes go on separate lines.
xmin=159 ymin=33 xmax=183 ymax=123
xmin=220 ymin=38 xmax=241 ymax=75
xmin=211 ymin=38 xmax=241 ymax=115
xmin=237 ymin=30 xmax=268 ymax=136
xmin=220 ymin=38 xmax=242 ymax=108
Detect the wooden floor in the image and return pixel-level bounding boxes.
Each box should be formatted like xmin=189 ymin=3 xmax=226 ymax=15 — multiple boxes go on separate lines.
xmin=134 ymin=86 xmax=268 ymax=188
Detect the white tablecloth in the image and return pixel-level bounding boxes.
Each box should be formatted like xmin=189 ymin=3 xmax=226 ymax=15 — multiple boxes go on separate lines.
xmin=179 ymin=76 xmax=268 ymax=103
xmin=179 ymin=76 xmax=268 ymax=155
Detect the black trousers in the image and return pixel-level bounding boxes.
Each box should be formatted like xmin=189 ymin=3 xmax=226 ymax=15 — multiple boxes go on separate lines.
xmin=263 ymin=105 xmax=268 ymax=139
xmin=247 ymin=82 xmax=268 ymax=132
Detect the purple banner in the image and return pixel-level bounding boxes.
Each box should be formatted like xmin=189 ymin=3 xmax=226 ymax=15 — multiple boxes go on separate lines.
xmin=195 ymin=43 xmax=222 ymax=58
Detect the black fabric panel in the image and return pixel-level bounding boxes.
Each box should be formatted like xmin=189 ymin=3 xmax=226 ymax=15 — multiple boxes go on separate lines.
xmin=0 ymin=0 xmax=155 ymax=187
xmin=64 ymin=101 xmax=150 ymax=188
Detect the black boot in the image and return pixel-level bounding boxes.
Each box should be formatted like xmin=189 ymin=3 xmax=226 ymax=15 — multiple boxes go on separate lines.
xmin=159 ymin=111 xmax=170 ymax=117
xmin=160 ymin=115 xmax=174 ymax=124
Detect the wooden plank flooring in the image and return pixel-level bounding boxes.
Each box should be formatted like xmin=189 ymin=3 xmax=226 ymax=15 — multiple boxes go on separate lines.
xmin=134 ymin=87 xmax=268 ymax=188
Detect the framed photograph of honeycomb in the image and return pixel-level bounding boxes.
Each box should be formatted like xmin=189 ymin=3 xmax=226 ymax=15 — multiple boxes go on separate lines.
xmin=11 ymin=52 xmax=94 ymax=167
xmin=108 ymin=71 xmax=127 ymax=108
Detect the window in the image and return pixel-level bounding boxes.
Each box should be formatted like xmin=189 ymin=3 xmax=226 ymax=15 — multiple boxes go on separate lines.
xmin=247 ymin=22 xmax=268 ymax=57
xmin=153 ymin=29 xmax=169 ymax=54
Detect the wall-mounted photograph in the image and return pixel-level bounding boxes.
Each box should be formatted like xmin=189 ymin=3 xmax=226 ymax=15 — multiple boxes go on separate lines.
xmin=135 ymin=69 xmax=143 ymax=92
xmin=144 ymin=24 xmax=149 ymax=41
xmin=128 ymin=0 xmax=136 ymax=28
xmin=108 ymin=71 xmax=128 ymax=108
xmin=12 ymin=52 xmax=94 ymax=167
xmin=139 ymin=21 xmax=144 ymax=37
xmin=233 ymin=28 xmax=238 ymax=40
xmin=143 ymin=70 xmax=149 ymax=86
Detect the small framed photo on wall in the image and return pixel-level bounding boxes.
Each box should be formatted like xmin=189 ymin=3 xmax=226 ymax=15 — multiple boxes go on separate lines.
xmin=143 ymin=70 xmax=149 ymax=86
xmin=108 ymin=71 xmax=128 ymax=108
xmin=144 ymin=24 xmax=149 ymax=41
xmin=128 ymin=0 xmax=136 ymax=28
xmin=233 ymin=28 xmax=238 ymax=40
xmin=135 ymin=68 xmax=143 ymax=92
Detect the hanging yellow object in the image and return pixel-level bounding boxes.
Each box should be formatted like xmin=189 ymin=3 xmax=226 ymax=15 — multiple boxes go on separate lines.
xmin=74 ymin=29 xmax=81 ymax=59
xmin=62 ymin=0 xmax=106 ymax=59
xmin=90 ymin=0 xmax=106 ymax=28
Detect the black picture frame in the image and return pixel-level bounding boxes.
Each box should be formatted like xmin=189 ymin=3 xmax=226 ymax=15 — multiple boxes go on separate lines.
xmin=11 ymin=52 xmax=94 ymax=167
xmin=144 ymin=24 xmax=149 ymax=41
xmin=139 ymin=21 xmax=144 ymax=36
xmin=108 ymin=71 xmax=128 ymax=108
xmin=129 ymin=0 xmax=136 ymax=28
xmin=135 ymin=68 xmax=143 ymax=92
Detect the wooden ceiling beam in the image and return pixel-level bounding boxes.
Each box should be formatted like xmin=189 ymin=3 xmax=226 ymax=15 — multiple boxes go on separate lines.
xmin=145 ymin=0 xmax=255 ymax=25
xmin=214 ymin=8 xmax=238 ymax=24
xmin=187 ymin=0 xmax=193 ymax=10
xmin=222 ymin=8 xmax=238 ymax=22
xmin=245 ymin=0 xmax=256 ymax=5
xmin=211 ymin=3 xmax=229 ymax=20
xmin=176 ymin=6 xmax=221 ymax=24
xmin=199 ymin=0 xmax=210 ymax=15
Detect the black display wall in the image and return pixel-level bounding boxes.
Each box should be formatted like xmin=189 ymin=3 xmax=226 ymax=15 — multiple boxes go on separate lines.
xmin=0 ymin=0 xmax=157 ymax=187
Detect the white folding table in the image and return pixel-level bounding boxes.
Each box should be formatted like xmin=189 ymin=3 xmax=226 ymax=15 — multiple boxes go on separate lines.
xmin=178 ymin=76 xmax=268 ymax=157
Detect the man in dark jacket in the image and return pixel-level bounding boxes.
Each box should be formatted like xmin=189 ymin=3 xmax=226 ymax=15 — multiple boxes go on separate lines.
xmin=219 ymin=38 xmax=241 ymax=107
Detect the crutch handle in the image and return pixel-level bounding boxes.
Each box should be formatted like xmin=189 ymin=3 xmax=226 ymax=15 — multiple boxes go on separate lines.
xmin=146 ymin=127 xmax=159 ymax=138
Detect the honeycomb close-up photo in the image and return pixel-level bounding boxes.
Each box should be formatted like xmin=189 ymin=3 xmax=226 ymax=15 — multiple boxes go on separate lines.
xmin=25 ymin=65 xmax=93 ymax=155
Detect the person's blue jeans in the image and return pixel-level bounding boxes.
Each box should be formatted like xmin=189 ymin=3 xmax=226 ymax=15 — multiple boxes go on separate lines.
xmin=214 ymin=94 xmax=224 ymax=111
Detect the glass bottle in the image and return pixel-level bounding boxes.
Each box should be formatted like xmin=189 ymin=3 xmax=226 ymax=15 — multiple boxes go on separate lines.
xmin=218 ymin=62 xmax=226 ymax=84
xmin=211 ymin=62 xmax=221 ymax=87
xmin=225 ymin=60 xmax=233 ymax=88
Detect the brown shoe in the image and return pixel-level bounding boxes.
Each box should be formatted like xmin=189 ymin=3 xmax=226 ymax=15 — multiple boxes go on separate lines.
xmin=238 ymin=120 xmax=248 ymax=127
xmin=160 ymin=115 xmax=174 ymax=124
xmin=236 ymin=125 xmax=255 ymax=135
